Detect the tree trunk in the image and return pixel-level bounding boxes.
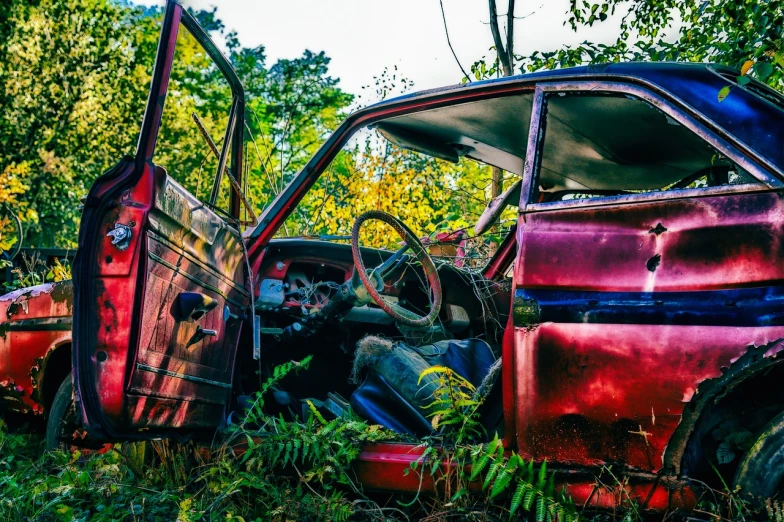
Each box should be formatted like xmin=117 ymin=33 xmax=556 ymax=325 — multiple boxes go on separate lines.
xmin=488 ymin=0 xmax=516 ymax=197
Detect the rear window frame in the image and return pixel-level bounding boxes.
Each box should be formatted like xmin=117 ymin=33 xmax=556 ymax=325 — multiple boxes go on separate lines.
xmin=520 ymin=80 xmax=782 ymax=213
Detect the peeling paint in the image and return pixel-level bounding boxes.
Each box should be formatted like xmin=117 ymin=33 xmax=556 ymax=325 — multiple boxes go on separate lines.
xmin=664 ymin=338 xmax=784 ymax=474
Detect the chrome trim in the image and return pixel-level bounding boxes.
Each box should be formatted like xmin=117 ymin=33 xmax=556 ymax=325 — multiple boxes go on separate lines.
xmin=4 ymin=317 xmax=72 ymax=332
xmin=520 ymin=80 xmax=782 ymax=212
xmin=520 ymin=85 xmax=546 ymax=209
xmin=526 ymin=183 xmax=771 ymax=212
xmin=136 ymin=363 xmax=232 ymax=389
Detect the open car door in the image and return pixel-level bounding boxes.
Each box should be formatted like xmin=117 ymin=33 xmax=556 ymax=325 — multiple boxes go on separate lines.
xmin=72 ymin=1 xmax=251 ymax=441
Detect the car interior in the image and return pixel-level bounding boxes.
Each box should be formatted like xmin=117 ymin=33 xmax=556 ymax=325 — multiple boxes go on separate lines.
xmin=181 ymin=89 xmax=763 ymax=442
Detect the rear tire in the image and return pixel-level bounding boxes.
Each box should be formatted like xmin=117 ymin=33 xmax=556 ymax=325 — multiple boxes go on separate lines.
xmin=734 ymin=411 xmax=784 ymax=499
xmin=45 ymin=376 xmax=74 ymax=451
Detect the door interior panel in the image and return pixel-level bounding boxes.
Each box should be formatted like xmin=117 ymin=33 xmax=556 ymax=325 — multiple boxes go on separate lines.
xmin=73 ymin=2 xmax=250 ymax=439
xmin=125 ymin=171 xmax=247 ymax=429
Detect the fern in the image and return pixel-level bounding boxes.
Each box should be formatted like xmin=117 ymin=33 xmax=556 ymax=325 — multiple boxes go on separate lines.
xmin=490 ymin=454 xmax=520 ymax=499
xmin=468 ymin=443 xmax=579 ymax=522
xmin=536 ymin=495 xmax=546 ymax=522
xmin=510 ymin=481 xmax=527 ymax=518
xmin=417 ymin=365 xmax=485 ymax=444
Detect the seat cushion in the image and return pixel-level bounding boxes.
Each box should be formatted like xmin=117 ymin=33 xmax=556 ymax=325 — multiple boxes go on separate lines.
xmin=350 ymin=336 xmax=501 ymax=437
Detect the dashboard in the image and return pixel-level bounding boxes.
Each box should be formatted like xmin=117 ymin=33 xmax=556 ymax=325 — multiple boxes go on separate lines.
xmin=254 ymin=238 xmax=508 ymax=340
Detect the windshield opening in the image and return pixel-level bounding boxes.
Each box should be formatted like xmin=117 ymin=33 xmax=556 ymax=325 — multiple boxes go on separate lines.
xmin=275 ymin=93 xmax=534 ymax=271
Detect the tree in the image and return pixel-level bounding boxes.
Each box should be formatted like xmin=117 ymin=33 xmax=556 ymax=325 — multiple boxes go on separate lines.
xmin=0 ymin=0 xmax=160 ymax=248
xmin=0 ymin=0 xmax=354 ymax=249
xmin=508 ymin=0 xmax=782 ymax=92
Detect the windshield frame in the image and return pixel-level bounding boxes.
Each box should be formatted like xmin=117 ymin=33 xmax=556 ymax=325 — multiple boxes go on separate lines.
xmin=246 ymin=68 xmax=784 ymax=264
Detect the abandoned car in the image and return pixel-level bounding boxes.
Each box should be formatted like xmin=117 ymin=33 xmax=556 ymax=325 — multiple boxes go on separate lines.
xmin=2 ymin=0 xmax=784 ymax=509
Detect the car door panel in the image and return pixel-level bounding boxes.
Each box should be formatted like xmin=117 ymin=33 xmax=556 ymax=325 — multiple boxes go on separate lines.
xmin=514 ymin=190 xmax=784 ymax=472
xmin=519 ymin=192 xmax=784 ymax=292
xmin=73 ymin=2 xmax=249 ymax=439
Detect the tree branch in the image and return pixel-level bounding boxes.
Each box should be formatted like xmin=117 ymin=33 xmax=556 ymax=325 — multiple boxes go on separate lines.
xmin=439 ymin=0 xmax=471 ymax=81
xmin=505 ymin=0 xmax=516 ymax=75
xmin=488 ymin=0 xmax=513 ymax=77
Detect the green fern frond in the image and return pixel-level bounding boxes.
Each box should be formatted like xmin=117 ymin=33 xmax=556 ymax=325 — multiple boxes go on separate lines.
xmin=523 ymin=489 xmax=536 ymax=511
xmin=470 ymin=450 xmax=491 ymax=480
xmin=509 ymin=481 xmax=527 ymax=519
xmin=536 ymin=459 xmax=548 ymax=490
xmin=545 ymin=471 xmax=555 ymax=497
xmin=535 ymin=495 xmax=546 ymax=522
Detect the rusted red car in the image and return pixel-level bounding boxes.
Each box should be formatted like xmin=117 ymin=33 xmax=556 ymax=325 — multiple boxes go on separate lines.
xmin=2 ymin=0 xmax=784 ymax=509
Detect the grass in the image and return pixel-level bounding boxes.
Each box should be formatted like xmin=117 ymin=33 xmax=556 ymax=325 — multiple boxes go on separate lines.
xmin=0 ymin=358 xmax=779 ymax=522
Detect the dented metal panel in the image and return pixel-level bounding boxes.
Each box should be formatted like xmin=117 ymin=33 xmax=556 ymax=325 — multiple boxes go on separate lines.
xmin=514 ymin=188 xmax=784 ymax=473
xmin=0 ymin=280 xmax=73 ymax=415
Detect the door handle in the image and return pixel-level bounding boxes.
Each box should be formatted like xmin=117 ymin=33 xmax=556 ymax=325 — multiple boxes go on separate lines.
xmin=173 ymin=292 xmax=218 ymax=322
xmin=187 ymin=326 xmax=218 ymax=348
xmin=197 ymin=327 xmax=218 ymax=337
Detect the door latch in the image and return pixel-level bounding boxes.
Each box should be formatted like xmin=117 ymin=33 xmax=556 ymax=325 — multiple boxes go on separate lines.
xmin=187 ymin=326 xmax=218 ymax=348
xmin=106 ymin=223 xmax=133 ymax=251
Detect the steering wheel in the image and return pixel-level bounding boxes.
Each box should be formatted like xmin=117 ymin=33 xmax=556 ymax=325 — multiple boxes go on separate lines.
xmin=351 ymin=210 xmax=442 ymax=327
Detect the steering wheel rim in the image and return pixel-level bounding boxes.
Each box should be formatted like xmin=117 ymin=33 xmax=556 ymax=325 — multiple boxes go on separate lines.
xmin=351 ymin=210 xmax=442 ymax=328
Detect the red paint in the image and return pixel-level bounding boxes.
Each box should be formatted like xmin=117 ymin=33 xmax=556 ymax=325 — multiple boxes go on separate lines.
xmin=0 ymin=282 xmax=72 ymax=415
xmin=3 ymin=1 xmax=784 ymax=511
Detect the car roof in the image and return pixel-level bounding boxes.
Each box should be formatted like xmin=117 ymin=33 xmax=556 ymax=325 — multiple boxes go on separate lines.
xmin=368 ymin=62 xmax=784 ymax=176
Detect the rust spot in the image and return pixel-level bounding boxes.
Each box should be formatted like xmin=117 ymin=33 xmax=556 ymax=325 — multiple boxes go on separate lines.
xmin=646 ymin=254 xmax=661 ymax=272
xmin=28 ymin=357 xmax=44 ymax=386
xmin=649 ymin=223 xmax=667 ymax=235
xmin=50 ymin=280 xmax=74 ymax=304
xmin=664 ymin=339 xmax=784 ymax=474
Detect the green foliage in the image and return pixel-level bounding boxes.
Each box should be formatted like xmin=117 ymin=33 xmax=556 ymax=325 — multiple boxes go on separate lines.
xmin=0 ymin=0 xmax=354 ymax=249
xmin=0 ymin=0 xmax=160 ymax=248
xmin=524 ymin=0 xmax=783 ymax=92
xmin=472 ymin=436 xmax=578 ymax=521
xmin=0 ymin=425 xmax=187 ymax=521
xmin=468 ymin=1 xmax=783 ymax=94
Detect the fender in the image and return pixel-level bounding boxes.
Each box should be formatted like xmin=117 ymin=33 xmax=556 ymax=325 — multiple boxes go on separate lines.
xmin=663 ymin=338 xmax=784 ymax=475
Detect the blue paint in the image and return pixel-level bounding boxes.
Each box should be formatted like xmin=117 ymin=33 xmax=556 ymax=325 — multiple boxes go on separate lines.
xmin=516 ymin=286 xmax=784 ymax=327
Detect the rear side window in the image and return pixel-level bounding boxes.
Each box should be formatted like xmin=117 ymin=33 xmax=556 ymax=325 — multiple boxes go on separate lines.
xmin=532 ymin=93 xmax=763 ymax=203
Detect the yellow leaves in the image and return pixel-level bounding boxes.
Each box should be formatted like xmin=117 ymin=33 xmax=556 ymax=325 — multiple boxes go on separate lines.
xmin=46 ymin=258 xmax=71 ymax=282
xmin=286 ymin=140 xmax=499 ymax=254
xmin=0 ymin=162 xmax=31 ymax=206
xmin=740 ymin=59 xmax=754 ymax=76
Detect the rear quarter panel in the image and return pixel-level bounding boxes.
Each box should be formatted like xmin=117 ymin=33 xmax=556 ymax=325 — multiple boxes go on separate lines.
xmin=0 ymin=281 xmax=73 ymax=416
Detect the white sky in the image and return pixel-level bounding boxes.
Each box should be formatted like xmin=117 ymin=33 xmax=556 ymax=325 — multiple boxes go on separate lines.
xmin=134 ymin=0 xmax=628 ymax=103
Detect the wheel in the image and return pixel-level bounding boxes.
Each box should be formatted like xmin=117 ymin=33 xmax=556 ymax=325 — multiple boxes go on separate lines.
xmin=734 ymin=411 xmax=784 ymax=499
xmin=45 ymin=376 xmax=76 ymax=450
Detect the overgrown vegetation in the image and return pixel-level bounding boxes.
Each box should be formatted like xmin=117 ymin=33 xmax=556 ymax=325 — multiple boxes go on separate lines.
xmin=4 ymin=253 xmax=71 ymax=291
xmin=2 ymin=357 xmax=783 ymax=521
